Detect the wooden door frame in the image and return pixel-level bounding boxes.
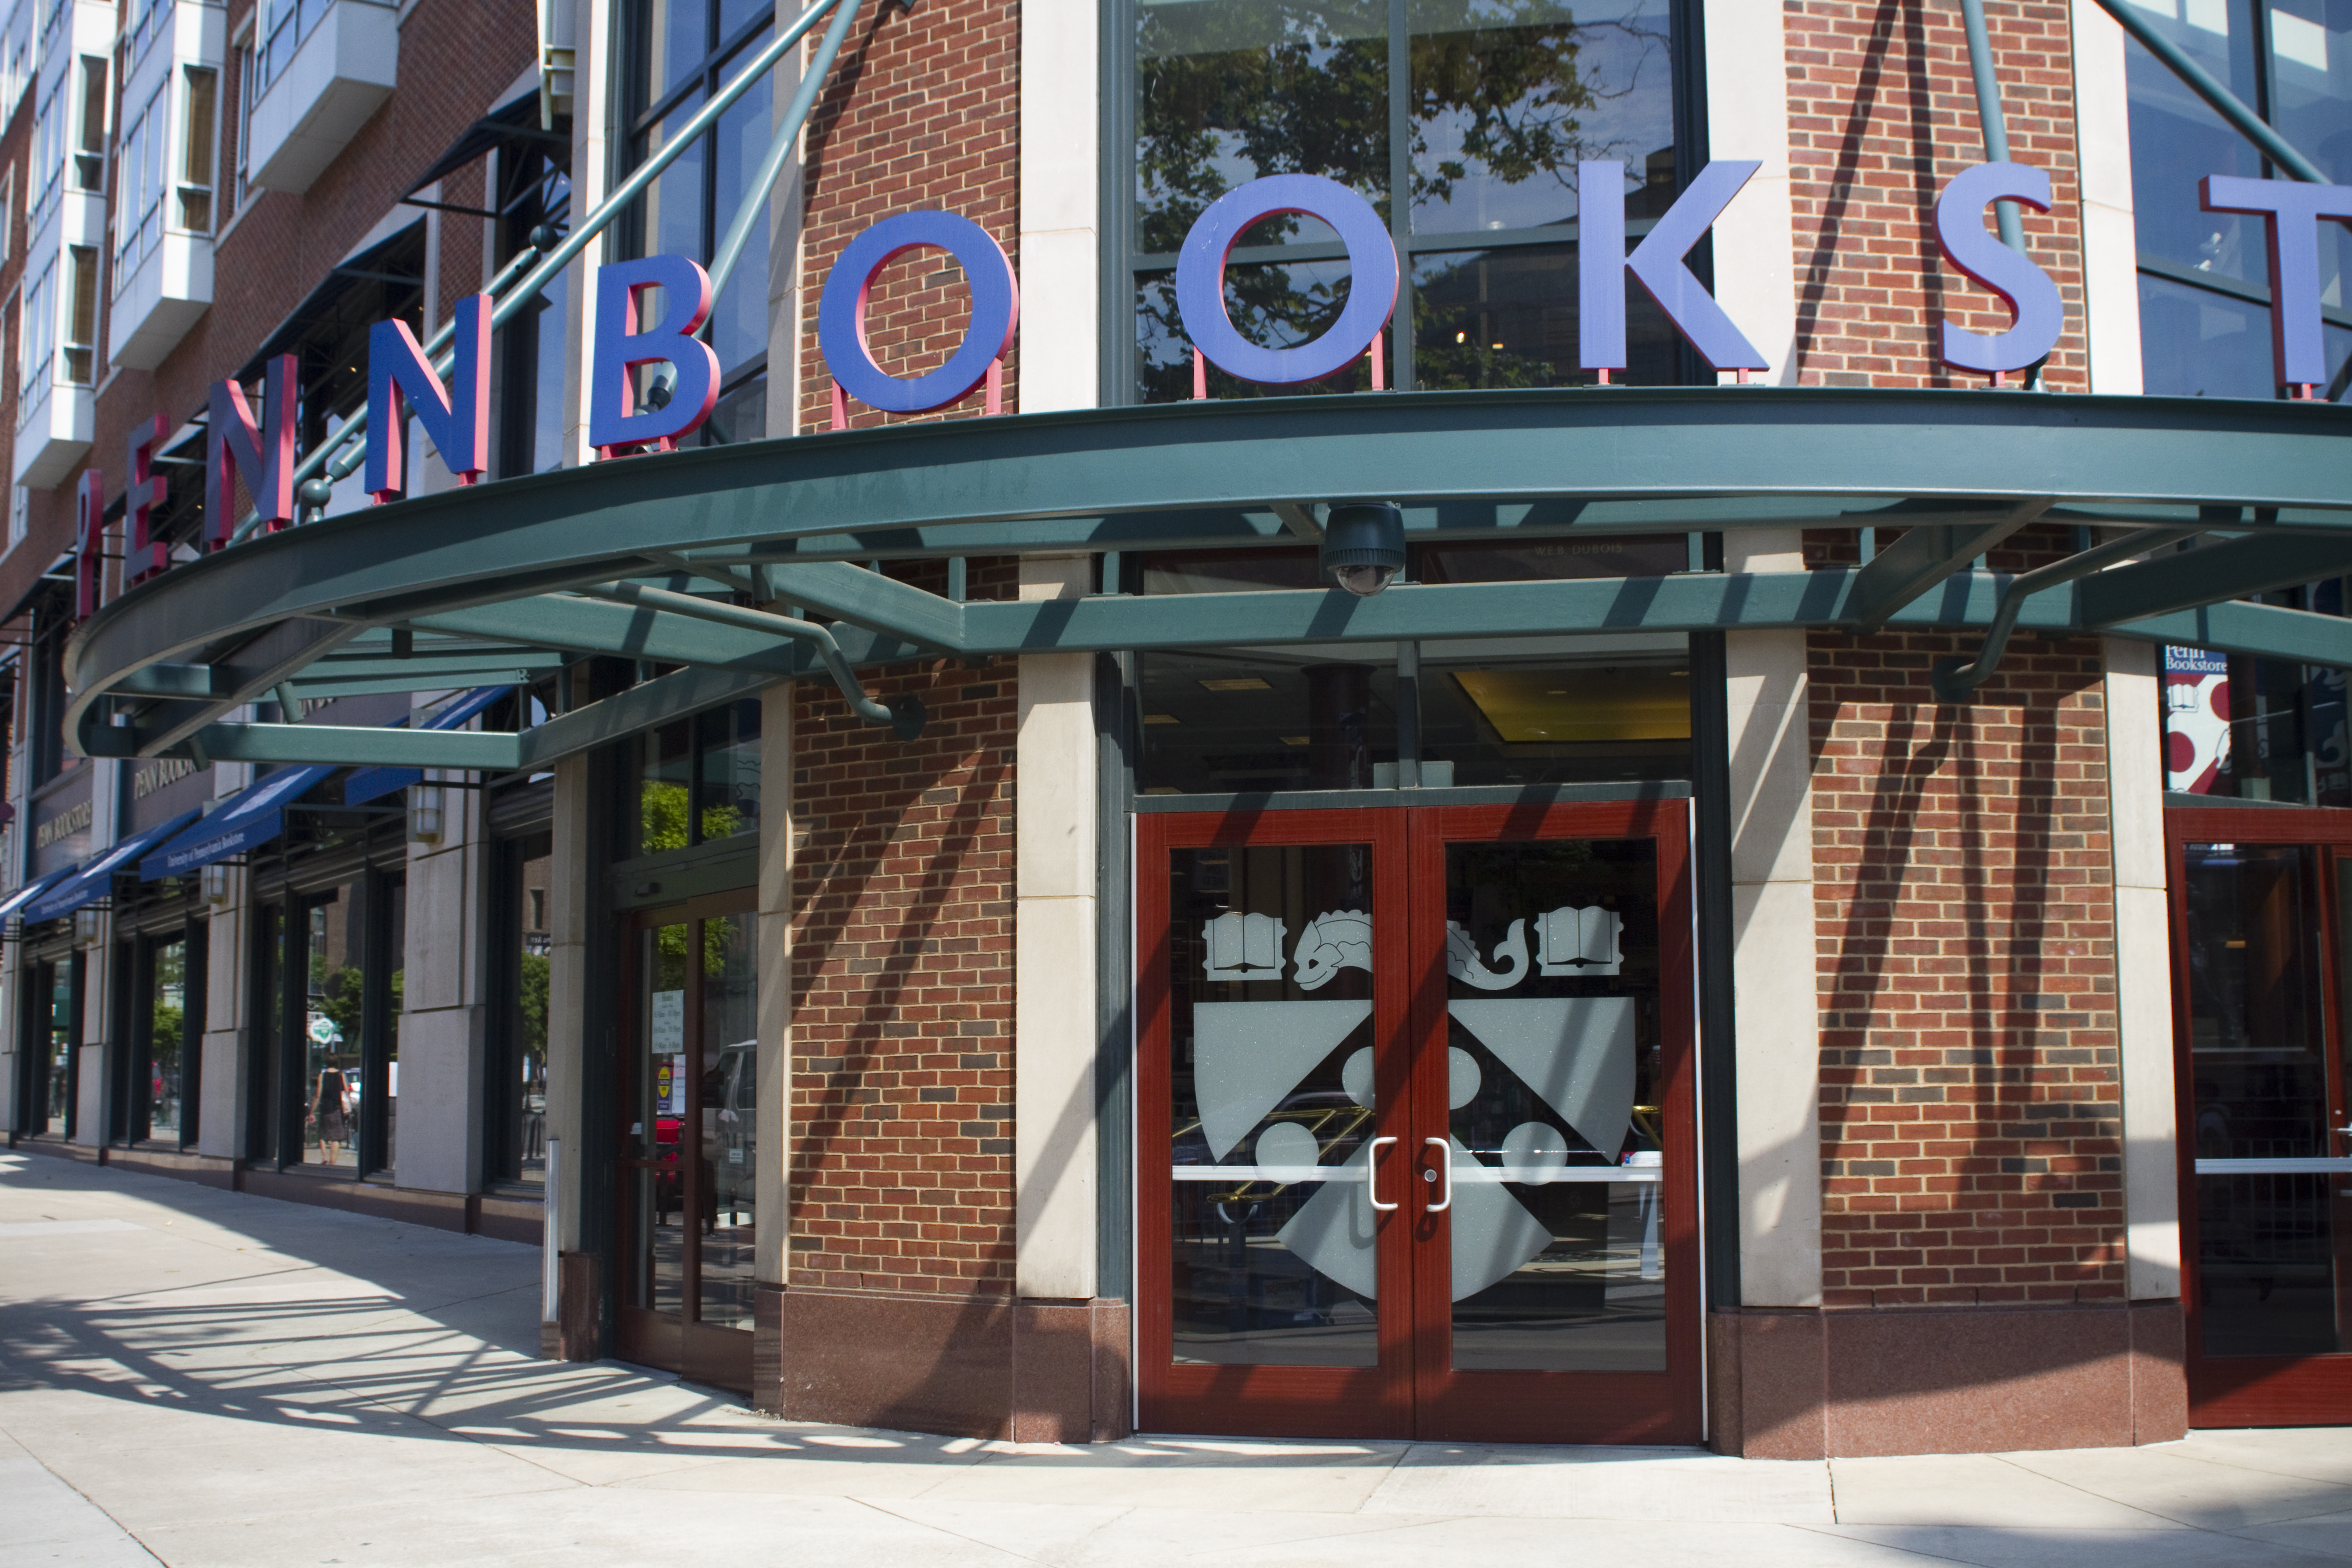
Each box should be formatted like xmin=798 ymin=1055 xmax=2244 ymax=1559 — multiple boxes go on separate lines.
xmin=1134 ymin=800 xmax=1700 ymax=1443
xmin=2166 ymin=804 xmax=2352 ymax=1425
xmin=612 ymin=885 xmax=757 ymax=1393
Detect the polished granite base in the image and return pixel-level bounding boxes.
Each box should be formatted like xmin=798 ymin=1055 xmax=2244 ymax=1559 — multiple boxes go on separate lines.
xmin=1708 ymin=1301 xmax=2189 ymax=1458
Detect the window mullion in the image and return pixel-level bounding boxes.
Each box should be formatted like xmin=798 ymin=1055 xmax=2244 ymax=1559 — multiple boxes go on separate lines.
xmin=1387 ymin=0 xmax=1411 ymax=390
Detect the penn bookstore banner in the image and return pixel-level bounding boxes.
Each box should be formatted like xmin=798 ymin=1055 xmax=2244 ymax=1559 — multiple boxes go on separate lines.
xmin=2164 ymin=646 xmax=2230 ymax=794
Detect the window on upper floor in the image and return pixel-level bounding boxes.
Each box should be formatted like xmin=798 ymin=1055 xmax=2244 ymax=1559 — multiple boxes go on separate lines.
xmin=19 ymin=259 xmax=52 ymax=408
xmin=2126 ymin=0 xmax=2352 ymax=400
xmin=233 ymin=34 xmax=256 ymax=211
xmin=30 ymin=73 xmax=62 ymax=236
xmin=618 ymin=0 xmax=777 ymax=446
xmin=63 ymin=244 xmax=94 ymax=383
xmin=1116 ymin=0 xmax=1700 ymax=402
xmin=113 ymin=64 xmax=220 ymax=283
xmin=494 ymin=145 xmax=574 ymax=476
xmin=73 ymin=54 xmax=107 ymax=192
xmin=0 ymin=168 xmax=14 ymax=263
xmin=181 ymin=66 xmax=218 ymax=232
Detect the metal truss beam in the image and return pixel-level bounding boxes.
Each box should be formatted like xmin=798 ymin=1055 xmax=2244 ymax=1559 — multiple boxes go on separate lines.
xmin=2077 ymin=531 xmax=2352 ymax=628
xmin=1845 ymin=500 xmax=2050 ymax=630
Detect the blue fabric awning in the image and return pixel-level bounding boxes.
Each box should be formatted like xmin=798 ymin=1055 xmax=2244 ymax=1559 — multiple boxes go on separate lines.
xmin=139 ymin=766 xmax=335 ymax=881
xmin=0 ymin=867 xmax=75 ymax=924
xmin=26 ymin=809 xmax=202 ymax=923
xmin=343 ymin=686 xmax=512 ymax=806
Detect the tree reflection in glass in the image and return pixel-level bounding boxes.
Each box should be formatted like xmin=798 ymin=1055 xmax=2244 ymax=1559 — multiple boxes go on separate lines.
xmin=1131 ymin=0 xmax=1677 ymax=398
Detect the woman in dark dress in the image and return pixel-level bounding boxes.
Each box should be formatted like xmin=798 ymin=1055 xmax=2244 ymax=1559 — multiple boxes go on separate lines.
xmin=313 ymin=1068 xmax=352 ymax=1165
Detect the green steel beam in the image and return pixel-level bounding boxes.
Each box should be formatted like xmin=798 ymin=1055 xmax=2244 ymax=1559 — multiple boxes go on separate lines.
xmin=758 ymin=560 xmax=967 ymax=646
xmin=2105 ymin=598 xmax=2352 ymax=665
xmin=1846 ymin=502 xmax=2049 ymax=630
xmin=59 ymin=391 xmax=2352 ymax=754
xmin=165 ymin=722 xmax=523 ymax=768
xmin=286 ymin=669 xmax=551 ymax=700
xmin=85 ymin=574 xmax=2352 ymax=771
xmin=2077 ymin=531 xmax=2352 ymax=627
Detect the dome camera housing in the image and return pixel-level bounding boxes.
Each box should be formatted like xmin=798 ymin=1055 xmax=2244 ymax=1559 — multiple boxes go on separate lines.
xmin=1318 ymin=501 xmax=1406 ymax=597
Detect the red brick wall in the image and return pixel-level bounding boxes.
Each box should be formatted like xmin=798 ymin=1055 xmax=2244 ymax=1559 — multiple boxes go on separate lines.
xmin=1785 ymin=0 xmax=2089 ymax=390
xmin=1808 ymin=524 xmax=2125 ymax=1308
xmin=787 ymin=560 xmax=1021 ymax=1297
xmin=796 ymin=0 xmax=1020 ymax=431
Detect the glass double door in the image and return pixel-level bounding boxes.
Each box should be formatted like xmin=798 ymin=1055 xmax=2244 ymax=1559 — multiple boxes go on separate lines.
xmin=1138 ymin=801 xmax=1700 ymax=1443
xmin=616 ymin=889 xmax=759 ymax=1392
xmin=2172 ymin=809 xmax=2352 ymax=1425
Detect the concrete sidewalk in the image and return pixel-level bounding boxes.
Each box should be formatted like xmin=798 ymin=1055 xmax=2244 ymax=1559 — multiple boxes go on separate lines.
xmin=1 ymin=1152 xmax=2346 ymax=1568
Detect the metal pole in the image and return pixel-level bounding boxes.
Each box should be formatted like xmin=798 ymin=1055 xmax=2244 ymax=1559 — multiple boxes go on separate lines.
xmin=230 ymin=0 xmax=851 ymax=541
xmin=1957 ymin=0 xmax=2024 ymax=251
xmin=2092 ymin=0 xmax=2329 ymax=185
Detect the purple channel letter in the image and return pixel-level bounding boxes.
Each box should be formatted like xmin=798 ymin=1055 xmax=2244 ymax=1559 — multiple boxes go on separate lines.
xmin=1935 ymin=162 xmax=2063 ymax=376
xmin=1175 ymin=174 xmax=1398 ymax=385
xmin=1578 ymin=160 xmax=1627 ymax=370
xmin=588 ymin=255 xmax=720 ymax=455
xmin=1577 ymin=159 xmax=1767 ymax=373
xmin=125 ymin=414 xmax=170 ymax=586
xmin=206 ymin=353 xmax=298 ymax=548
xmin=2201 ymin=175 xmax=2352 ymax=389
xmin=367 ymin=292 xmax=491 ymax=499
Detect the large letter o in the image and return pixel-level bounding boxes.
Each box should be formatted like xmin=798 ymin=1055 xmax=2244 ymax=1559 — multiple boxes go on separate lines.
xmin=1176 ymin=174 xmax=1400 ymax=387
xmin=818 ymin=212 xmax=1019 ymax=414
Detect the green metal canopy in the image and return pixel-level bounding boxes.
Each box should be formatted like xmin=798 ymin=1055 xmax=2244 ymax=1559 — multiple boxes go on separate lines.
xmin=63 ymin=386 xmax=2352 ymax=770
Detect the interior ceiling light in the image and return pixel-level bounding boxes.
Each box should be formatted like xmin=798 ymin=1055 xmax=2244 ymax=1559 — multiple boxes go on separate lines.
xmin=1143 ymin=712 xmax=1181 ymax=725
xmin=1280 ymin=735 xmax=1310 ymax=747
xmin=1198 ymin=676 xmax=1272 ymax=692
xmin=1318 ymin=501 xmax=1406 ymax=598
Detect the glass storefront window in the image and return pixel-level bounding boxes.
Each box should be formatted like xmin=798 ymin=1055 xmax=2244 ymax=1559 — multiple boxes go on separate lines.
xmin=41 ymin=958 xmax=71 ymax=1136
xmin=1124 ymin=0 xmax=1686 ymax=400
xmin=145 ymin=935 xmax=186 ymax=1144
xmin=384 ymin=876 xmax=405 ymax=1174
xmin=634 ymin=703 xmax=760 ymax=855
xmin=252 ymin=904 xmax=285 ymax=1164
xmin=1134 ymin=543 xmax=1690 ymax=793
xmin=303 ymin=882 xmax=363 ymax=1168
xmin=492 ymin=833 xmax=553 ymax=1185
xmin=700 ymin=910 xmax=756 ymax=1330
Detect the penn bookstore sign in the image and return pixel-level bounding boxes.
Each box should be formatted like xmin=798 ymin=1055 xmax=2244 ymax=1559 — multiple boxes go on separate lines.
xmin=74 ymin=157 xmax=2352 ymax=610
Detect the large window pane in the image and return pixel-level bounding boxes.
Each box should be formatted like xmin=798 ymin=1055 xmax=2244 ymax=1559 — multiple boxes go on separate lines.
xmin=2125 ymin=2 xmax=2264 ymax=284
xmin=1134 ymin=0 xmax=1390 ymax=256
xmin=1136 ymin=256 xmax=1371 ymax=403
xmin=1412 ymin=242 xmax=1679 ymax=387
xmin=147 ymin=937 xmax=186 ymax=1143
xmin=303 ymin=881 xmax=363 ymax=1169
xmin=709 ymin=35 xmax=772 ymax=375
xmin=699 ymin=911 xmax=756 ymax=1330
xmin=1407 ymin=0 xmax=1673 ymax=235
xmin=1168 ymin=843 xmax=1381 ymax=1367
xmin=2138 ymin=271 xmax=2281 ymax=398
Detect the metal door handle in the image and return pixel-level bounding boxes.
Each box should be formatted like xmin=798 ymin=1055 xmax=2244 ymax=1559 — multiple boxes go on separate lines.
xmin=1366 ymin=1136 xmax=1399 ymax=1211
xmin=1425 ymin=1137 xmax=1453 ymax=1213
